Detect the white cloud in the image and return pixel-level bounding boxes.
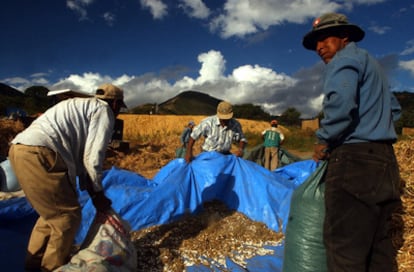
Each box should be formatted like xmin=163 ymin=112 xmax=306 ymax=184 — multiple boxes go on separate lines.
xmin=179 ymin=0 xmax=210 ymax=19
xmin=400 ymin=59 xmax=414 ymax=76
xmin=209 ymin=0 xmax=340 ymax=38
xmin=46 ymin=49 xmax=317 ymax=116
xmin=401 ymin=40 xmax=414 ymax=56
xmin=350 ymin=0 xmax=386 ymax=4
xmin=2 ymin=73 xmax=51 ymax=91
xmin=30 ymin=72 xmax=50 ymax=79
xmin=232 ymin=65 xmax=294 ymax=86
xmin=66 ymin=0 xmax=94 ymax=20
xmin=52 ymin=72 xmax=114 ymax=94
xmin=103 ymin=12 xmax=116 ymax=26
xmin=1 ymin=77 xmax=31 ymax=92
xmin=196 ymin=50 xmax=226 ymax=83
xmin=368 ymin=25 xmax=391 ymax=35
xmin=140 ymin=0 xmax=168 ymax=19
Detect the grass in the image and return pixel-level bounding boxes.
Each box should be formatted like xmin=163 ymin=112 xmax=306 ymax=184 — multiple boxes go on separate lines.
xmin=282 ymin=127 xmax=316 ymax=152
xmin=118 ymin=114 xmax=316 ymax=154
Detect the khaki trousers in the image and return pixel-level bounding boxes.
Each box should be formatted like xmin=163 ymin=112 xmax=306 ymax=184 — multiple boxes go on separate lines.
xmin=8 ymin=144 xmax=81 ymax=272
xmin=264 ymin=146 xmax=279 ymax=171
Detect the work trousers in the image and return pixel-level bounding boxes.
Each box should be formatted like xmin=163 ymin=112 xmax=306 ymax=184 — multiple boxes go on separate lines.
xmin=8 ymin=144 xmax=81 ymax=272
xmin=264 ymin=146 xmax=279 ymax=171
xmin=323 ymin=142 xmax=401 ymax=272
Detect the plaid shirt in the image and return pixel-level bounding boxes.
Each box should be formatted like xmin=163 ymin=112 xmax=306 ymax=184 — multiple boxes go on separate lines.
xmin=190 ymin=115 xmax=247 ymax=152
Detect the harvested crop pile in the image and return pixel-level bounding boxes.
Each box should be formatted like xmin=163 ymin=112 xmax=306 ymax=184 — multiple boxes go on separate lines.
xmin=130 ymin=200 xmax=284 ymax=271
xmin=0 ymin=119 xmax=24 ymax=157
xmin=394 ymin=139 xmax=414 ymax=271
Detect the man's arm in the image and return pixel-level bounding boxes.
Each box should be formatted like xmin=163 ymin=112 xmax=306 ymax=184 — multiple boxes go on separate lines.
xmin=184 ymin=137 xmax=196 ymax=163
xmin=235 ymin=140 xmax=247 ymax=157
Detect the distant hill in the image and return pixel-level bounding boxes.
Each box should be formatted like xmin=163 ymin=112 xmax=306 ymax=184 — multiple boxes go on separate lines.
xmin=158 ymin=90 xmax=221 ymax=115
xmin=130 ymin=90 xmax=221 ymax=115
xmin=130 ymin=90 xmax=272 ymax=120
xmin=0 ymin=83 xmax=24 ymax=97
xmin=0 ymin=84 xmax=54 ymax=116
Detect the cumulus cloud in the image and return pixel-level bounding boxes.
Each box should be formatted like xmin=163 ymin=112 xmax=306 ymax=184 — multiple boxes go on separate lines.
xmin=179 ymin=0 xmax=210 ymax=19
xmin=400 ymin=60 xmax=414 ymax=77
xmin=197 ymin=50 xmax=226 ymax=83
xmin=63 ymin=0 xmax=384 ymax=40
xmin=2 ymin=73 xmax=51 ymax=92
xmin=140 ymin=0 xmax=168 ymax=19
xmin=209 ymin=0 xmax=340 ymax=38
xmin=46 ymin=50 xmax=324 ymax=118
xmin=4 ymin=48 xmax=405 ymax=118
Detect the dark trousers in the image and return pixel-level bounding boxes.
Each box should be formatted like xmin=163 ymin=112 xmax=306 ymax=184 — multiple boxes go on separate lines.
xmin=323 ymin=142 xmax=401 ymax=272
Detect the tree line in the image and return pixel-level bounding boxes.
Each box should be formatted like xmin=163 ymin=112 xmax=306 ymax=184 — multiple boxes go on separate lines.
xmin=1 ymin=86 xmax=413 ymax=134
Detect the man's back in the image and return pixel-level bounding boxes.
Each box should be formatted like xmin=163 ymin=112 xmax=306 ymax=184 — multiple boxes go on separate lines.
xmin=12 ymin=97 xmax=115 ymax=186
xmin=263 ymin=129 xmax=281 ymax=147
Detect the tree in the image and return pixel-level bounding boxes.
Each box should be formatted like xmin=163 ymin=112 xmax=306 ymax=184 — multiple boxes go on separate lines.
xmin=233 ymin=103 xmax=271 ymax=121
xmin=23 ymin=86 xmax=53 ymax=114
xmin=279 ymin=107 xmax=301 ymax=127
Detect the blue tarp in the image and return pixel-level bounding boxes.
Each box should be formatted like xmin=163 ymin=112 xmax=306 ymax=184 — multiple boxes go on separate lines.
xmin=0 ymin=152 xmax=318 ymax=271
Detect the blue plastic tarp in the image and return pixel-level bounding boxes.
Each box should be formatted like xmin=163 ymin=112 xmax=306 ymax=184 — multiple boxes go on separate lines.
xmin=0 ymin=152 xmax=318 ymax=271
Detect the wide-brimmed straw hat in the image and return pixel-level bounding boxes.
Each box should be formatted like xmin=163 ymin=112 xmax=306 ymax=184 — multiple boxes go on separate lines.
xmin=302 ymin=12 xmax=365 ymax=51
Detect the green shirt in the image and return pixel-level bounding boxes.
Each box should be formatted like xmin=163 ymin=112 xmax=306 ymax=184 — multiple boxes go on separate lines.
xmin=263 ymin=129 xmax=281 ymax=147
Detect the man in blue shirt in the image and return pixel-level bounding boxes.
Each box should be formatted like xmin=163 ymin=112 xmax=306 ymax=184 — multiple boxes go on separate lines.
xmin=303 ymin=12 xmax=402 ymax=271
xmin=176 ymin=121 xmax=195 ymax=158
xmin=180 ymin=121 xmax=195 ymax=148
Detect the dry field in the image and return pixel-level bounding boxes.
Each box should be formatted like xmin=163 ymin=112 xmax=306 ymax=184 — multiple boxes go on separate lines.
xmin=1 ymin=115 xmax=413 ymax=271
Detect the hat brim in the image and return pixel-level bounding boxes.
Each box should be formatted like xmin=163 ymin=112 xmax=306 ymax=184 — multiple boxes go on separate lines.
xmin=302 ymin=24 xmax=365 ymax=50
xmin=217 ymin=112 xmax=233 ymax=119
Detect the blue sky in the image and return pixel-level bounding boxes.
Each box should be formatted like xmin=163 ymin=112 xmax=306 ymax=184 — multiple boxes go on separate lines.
xmin=1 ymin=0 xmax=413 ymax=118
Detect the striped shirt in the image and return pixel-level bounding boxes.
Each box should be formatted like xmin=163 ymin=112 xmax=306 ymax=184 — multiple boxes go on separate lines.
xmin=190 ymin=115 xmax=247 ymax=153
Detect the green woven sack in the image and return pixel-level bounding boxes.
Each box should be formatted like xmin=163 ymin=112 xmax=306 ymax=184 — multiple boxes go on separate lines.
xmin=283 ymin=160 xmax=328 ymax=272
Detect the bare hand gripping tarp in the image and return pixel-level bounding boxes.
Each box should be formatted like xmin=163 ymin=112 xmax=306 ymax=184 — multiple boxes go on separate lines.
xmin=0 ymin=152 xmax=319 ymax=271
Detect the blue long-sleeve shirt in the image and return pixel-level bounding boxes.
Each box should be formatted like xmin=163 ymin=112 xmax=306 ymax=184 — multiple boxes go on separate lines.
xmin=180 ymin=127 xmax=192 ymax=145
xmin=316 ymin=42 xmax=401 ymax=147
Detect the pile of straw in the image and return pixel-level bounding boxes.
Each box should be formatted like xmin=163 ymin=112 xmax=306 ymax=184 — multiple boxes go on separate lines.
xmin=394 ymin=139 xmax=414 ymax=271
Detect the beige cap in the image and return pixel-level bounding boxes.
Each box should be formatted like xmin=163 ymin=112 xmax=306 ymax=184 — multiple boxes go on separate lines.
xmin=95 ymin=83 xmax=127 ymax=108
xmin=217 ymin=101 xmax=233 ymax=119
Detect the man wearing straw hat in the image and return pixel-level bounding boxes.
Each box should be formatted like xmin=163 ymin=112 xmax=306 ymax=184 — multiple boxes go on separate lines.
xmin=303 ymin=12 xmax=402 ymax=271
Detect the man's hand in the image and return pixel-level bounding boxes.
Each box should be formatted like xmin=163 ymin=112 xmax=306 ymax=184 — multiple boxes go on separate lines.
xmin=235 ymin=148 xmax=244 ymax=157
xmin=313 ymin=143 xmax=329 ymax=162
xmin=184 ymin=152 xmax=193 ymax=163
